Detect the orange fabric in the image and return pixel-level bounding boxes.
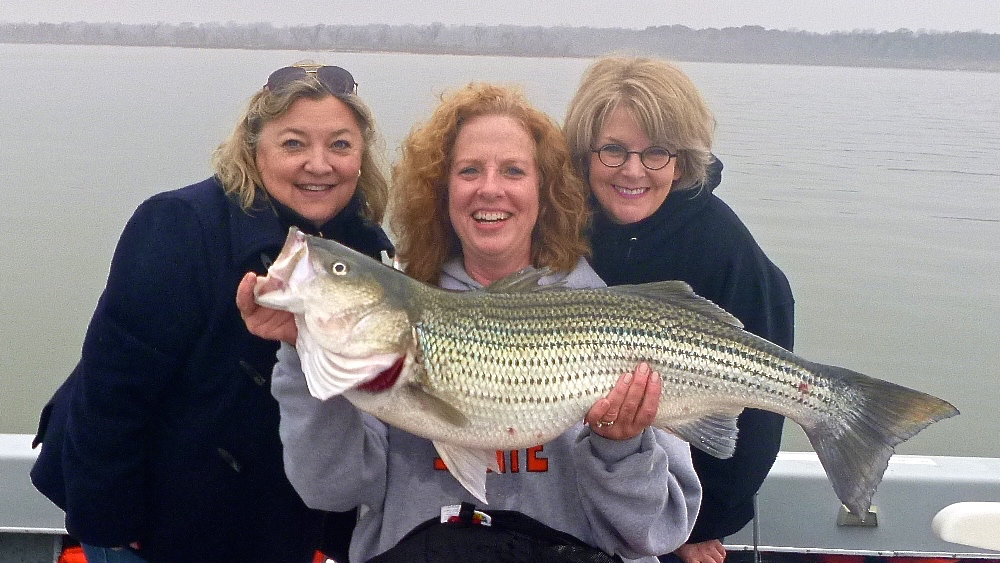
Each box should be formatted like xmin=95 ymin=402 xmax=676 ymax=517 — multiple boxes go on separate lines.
xmin=57 ymin=546 xmax=87 ymax=563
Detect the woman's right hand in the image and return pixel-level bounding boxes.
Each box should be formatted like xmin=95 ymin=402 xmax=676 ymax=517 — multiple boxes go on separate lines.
xmin=236 ymin=272 xmax=298 ymax=345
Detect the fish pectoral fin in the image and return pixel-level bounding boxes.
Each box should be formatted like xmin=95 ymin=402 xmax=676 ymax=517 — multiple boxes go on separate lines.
xmin=607 ymin=281 xmax=743 ymax=328
xmin=433 ymin=441 xmax=498 ymax=504
xmin=666 ymin=410 xmax=742 ymax=459
xmin=408 ymin=385 xmax=470 ymax=428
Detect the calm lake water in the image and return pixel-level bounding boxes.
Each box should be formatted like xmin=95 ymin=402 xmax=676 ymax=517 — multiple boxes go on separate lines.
xmin=2 ymin=44 xmax=998 ymax=457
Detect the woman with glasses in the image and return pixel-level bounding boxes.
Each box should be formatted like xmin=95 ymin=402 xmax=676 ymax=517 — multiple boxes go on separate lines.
xmin=30 ymin=61 xmax=392 ymax=563
xmin=564 ymin=56 xmax=795 ymax=563
xmin=237 ymin=82 xmax=701 ymax=563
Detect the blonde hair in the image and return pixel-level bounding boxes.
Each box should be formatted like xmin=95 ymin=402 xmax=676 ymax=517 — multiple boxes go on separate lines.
xmin=564 ymin=56 xmax=716 ymax=192
xmin=212 ymin=63 xmax=388 ymax=222
xmin=390 ymin=83 xmax=590 ymax=285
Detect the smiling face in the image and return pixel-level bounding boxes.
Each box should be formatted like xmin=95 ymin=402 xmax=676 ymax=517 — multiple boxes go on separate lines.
xmin=256 ymin=96 xmax=363 ymax=227
xmin=588 ymin=105 xmax=682 ymax=225
xmin=447 ymin=114 xmax=541 ymax=285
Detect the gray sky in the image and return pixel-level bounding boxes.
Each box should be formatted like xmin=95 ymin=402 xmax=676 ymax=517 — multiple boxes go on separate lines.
xmin=5 ymin=0 xmax=999 ymax=33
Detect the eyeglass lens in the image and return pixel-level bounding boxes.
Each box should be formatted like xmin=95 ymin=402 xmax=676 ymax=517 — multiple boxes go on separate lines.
xmin=265 ymin=66 xmax=357 ymax=95
xmin=597 ymin=145 xmax=674 ymax=170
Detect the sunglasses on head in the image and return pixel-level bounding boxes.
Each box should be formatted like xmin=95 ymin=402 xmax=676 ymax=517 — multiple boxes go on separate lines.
xmin=265 ymin=65 xmax=358 ymax=95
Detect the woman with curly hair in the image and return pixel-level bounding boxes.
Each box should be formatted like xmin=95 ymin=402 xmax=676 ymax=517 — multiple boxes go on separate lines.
xmin=238 ymin=82 xmax=700 ymax=562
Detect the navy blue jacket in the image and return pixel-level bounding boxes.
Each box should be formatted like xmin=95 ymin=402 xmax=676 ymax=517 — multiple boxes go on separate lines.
xmin=31 ymin=177 xmax=392 ymax=563
xmin=588 ymin=158 xmax=794 ymax=545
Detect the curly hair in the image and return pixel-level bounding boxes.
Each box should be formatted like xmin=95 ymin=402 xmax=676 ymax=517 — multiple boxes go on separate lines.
xmin=390 ymin=83 xmax=590 ymax=285
xmin=212 ymin=62 xmax=389 ymax=223
xmin=564 ymin=56 xmax=716 ymax=193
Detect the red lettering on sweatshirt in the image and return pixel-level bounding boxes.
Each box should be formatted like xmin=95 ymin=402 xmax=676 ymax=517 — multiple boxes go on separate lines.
xmin=433 ymin=445 xmax=549 ymax=474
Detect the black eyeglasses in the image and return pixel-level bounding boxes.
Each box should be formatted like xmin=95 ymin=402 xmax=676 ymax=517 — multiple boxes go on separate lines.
xmin=591 ymin=144 xmax=677 ymax=171
xmin=265 ymin=65 xmax=358 ymax=95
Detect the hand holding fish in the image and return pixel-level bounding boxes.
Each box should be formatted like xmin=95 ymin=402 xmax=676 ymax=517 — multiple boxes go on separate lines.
xmin=586 ymin=362 xmax=663 ymax=441
xmin=237 ymin=272 xmax=298 ymax=345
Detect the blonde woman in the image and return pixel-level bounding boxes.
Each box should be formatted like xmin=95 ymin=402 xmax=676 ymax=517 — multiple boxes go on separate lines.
xmin=565 ymin=56 xmax=794 ymax=563
xmin=32 ymin=62 xmax=392 ymax=563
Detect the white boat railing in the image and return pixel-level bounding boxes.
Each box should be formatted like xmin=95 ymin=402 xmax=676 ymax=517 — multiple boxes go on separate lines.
xmin=4 ymin=435 xmax=1000 ymax=561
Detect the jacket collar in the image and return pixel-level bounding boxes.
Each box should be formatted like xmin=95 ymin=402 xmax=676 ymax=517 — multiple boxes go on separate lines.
xmin=224 ymin=181 xmax=289 ymax=269
xmin=225 ymin=181 xmax=393 ymax=267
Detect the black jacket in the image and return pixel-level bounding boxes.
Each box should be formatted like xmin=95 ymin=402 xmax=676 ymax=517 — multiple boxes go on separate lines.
xmin=588 ymin=158 xmax=794 ymax=544
xmin=31 ymin=177 xmax=392 ymax=562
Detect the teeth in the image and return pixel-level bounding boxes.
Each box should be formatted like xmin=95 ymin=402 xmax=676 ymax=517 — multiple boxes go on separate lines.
xmin=300 ymin=184 xmax=330 ymax=192
xmin=615 ymin=185 xmax=647 ymax=196
xmin=473 ymin=211 xmax=511 ymax=222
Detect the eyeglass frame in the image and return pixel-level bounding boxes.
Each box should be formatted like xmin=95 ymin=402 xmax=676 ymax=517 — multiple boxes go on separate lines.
xmin=590 ymin=143 xmax=678 ymax=171
xmin=264 ymin=65 xmax=358 ymax=96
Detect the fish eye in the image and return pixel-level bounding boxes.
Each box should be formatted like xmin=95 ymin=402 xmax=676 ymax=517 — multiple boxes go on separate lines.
xmin=331 ymin=262 xmax=349 ymax=276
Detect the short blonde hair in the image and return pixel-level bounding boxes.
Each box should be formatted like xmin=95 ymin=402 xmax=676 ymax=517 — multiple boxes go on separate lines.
xmin=212 ymin=63 xmax=388 ymax=222
xmin=390 ymin=83 xmax=590 ymax=285
xmin=564 ymin=56 xmax=715 ymax=192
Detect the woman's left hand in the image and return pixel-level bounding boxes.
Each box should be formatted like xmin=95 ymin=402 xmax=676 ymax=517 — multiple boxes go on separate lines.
xmin=236 ymin=272 xmax=298 ymax=345
xmin=585 ymin=362 xmax=662 ymax=440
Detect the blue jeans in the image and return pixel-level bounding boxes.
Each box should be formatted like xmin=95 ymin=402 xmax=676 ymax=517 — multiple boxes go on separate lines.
xmin=82 ymin=544 xmax=149 ymax=563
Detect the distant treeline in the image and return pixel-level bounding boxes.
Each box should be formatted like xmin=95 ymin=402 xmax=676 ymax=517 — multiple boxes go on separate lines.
xmin=3 ymin=21 xmax=1000 ymax=72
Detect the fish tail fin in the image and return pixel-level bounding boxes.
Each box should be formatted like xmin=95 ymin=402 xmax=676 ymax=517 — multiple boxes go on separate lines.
xmin=805 ymin=363 xmax=959 ymax=516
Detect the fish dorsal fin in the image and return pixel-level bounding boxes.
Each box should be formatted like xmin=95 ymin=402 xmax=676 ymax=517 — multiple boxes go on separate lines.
xmin=484 ymin=266 xmax=565 ymax=293
xmin=607 ymin=281 xmax=743 ymax=328
xmin=433 ymin=441 xmax=501 ymax=504
xmin=663 ymin=410 xmax=743 ymax=459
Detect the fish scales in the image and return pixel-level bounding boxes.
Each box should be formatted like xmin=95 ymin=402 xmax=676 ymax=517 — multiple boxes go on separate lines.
xmin=418 ymin=288 xmax=823 ymax=422
xmin=255 ymin=228 xmax=959 ymax=516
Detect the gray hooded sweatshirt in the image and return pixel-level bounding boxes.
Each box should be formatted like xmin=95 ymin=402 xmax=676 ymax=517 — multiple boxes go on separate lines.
xmin=271 ymin=256 xmax=701 ymax=562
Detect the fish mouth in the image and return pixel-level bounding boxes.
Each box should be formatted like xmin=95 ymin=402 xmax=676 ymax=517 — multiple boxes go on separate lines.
xmin=254 ymin=230 xmax=309 ymax=305
xmin=613 ymin=184 xmax=649 ymax=197
xmin=254 ymin=273 xmax=288 ymax=297
xmin=472 ymin=210 xmax=512 ymax=223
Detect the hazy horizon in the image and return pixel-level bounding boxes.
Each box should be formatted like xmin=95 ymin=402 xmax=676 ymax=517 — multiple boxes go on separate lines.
xmin=4 ymin=0 xmax=999 ymax=35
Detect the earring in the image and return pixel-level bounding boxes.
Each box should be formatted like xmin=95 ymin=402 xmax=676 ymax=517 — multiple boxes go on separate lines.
xmin=357 ymin=169 xmax=362 ymax=178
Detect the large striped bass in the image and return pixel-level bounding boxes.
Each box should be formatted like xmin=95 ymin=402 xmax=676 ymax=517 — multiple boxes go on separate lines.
xmin=255 ymin=228 xmax=958 ymax=517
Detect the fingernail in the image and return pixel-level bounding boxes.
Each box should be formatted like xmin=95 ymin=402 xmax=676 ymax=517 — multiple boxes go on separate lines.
xmin=623 ymin=372 xmax=633 ymax=384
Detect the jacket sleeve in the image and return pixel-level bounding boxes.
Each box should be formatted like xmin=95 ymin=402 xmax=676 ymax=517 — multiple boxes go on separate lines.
xmin=573 ymin=428 xmax=701 ymax=559
xmin=687 ymin=251 xmax=794 ymax=543
xmin=62 ymin=197 xmax=210 ymax=546
xmin=271 ymin=343 xmax=390 ymax=512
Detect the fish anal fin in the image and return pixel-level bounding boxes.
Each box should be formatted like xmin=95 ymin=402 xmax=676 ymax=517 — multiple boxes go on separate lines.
xmin=433 ymin=442 xmax=498 ymax=504
xmin=665 ymin=410 xmax=742 ymax=459
xmin=608 ymin=281 xmax=743 ymax=328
